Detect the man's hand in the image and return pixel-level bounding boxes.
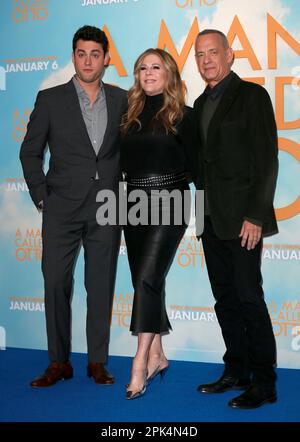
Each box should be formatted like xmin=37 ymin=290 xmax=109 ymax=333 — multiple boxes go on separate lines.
xmin=239 ymin=220 xmax=262 ymax=250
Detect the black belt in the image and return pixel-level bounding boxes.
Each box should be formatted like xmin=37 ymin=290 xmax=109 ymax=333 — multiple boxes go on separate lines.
xmin=122 ymin=171 xmax=186 ymax=187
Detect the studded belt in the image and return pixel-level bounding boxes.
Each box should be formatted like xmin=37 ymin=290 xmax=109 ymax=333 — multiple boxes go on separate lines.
xmin=122 ymin=171 xmax=187 ymax=187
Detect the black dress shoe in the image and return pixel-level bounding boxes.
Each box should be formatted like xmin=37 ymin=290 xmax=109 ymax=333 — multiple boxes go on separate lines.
xmin=197 ymin=374 xmax=251 ymax=394
xmin=229 ymin=384 xmax=277 ymax=409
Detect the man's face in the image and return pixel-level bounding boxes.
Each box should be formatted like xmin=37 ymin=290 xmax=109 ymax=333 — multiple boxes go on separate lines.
xmin=195 ymin=33 xmax=233 ymax=87
xmin=72 ymin=39 xmax=109 ymax=84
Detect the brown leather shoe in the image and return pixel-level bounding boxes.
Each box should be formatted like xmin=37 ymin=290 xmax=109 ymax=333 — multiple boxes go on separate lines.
xmin=30 ymin=362 xmax=73 ymax=387
xmin=87 ymin=362 xmax=114 ymax=385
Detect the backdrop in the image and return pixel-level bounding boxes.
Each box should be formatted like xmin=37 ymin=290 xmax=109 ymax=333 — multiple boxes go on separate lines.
xmin=0 ymin=0 xmax=299 ymax=369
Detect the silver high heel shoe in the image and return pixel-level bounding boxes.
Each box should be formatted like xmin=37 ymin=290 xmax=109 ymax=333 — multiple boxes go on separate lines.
xmin=146 ymin=363 xmax=169 ymax=385
xmin=126 ymin=370 xmax=148 ymax=400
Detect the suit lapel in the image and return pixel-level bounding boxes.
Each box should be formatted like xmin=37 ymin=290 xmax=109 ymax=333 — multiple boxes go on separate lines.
xmin=194 ymin=93 xmax=206 ymax=145
xmin=98 ymin=83 xmax=115 ymax=158
xmin=64 ymin=80 xmax=96 ymax=157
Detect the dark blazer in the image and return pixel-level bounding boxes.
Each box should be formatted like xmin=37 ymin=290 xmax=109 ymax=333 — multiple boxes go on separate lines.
xmin=20 ymin=80 xmax=127 ymax=209
xmin=193 ymin=72 xmax=279 ymax=240
xmin=178 ymin=106 xmax=203 ymax=188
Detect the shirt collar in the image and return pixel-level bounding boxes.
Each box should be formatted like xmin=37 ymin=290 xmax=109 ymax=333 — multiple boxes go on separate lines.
xmin=204 ymin=71 xmax=234 ymax=101
xmin=72 ymin=75 xmax=103 ymax=99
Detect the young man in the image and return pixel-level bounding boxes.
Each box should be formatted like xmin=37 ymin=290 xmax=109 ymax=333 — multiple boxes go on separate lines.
xmin=193 ymin=29 xmax=278 ymax=409
xmin=20 ymin=25 xmax=127 ymax=387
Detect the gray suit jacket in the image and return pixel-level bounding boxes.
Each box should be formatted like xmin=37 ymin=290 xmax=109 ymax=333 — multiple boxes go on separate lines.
xmin=20 ymin=80 xmax=127 ymax=210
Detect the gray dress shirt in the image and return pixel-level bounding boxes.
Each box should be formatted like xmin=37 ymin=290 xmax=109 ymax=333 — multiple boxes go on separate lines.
xmin=73 ymin=76 xmax=108 ymax=178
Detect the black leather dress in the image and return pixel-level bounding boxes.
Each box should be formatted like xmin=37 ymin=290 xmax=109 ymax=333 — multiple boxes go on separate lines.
xmin=121 ymin=94 xmax=191 ymax=333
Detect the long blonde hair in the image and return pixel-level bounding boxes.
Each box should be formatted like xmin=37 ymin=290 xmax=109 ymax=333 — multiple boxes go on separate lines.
xmin=121 ymin=48 xmax=186 ymax=134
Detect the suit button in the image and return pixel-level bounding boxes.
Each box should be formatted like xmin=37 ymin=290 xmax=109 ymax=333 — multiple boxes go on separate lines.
xmin=96 ymin=158 xmax=99 ymax=163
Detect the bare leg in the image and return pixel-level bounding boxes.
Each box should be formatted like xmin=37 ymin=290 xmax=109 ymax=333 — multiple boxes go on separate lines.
xmin=127 ymin=332 xmax=155 ymax=395
xmin=147 ymin=334 xmax=169 ymax=378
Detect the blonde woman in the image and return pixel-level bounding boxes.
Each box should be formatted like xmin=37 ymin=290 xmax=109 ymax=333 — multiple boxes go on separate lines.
xmin=121 ymin=48 xmax=198 ymax=400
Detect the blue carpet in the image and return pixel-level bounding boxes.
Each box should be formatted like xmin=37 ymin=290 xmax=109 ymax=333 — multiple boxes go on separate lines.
xmin=0 ymin=348 xmax=299 ymax=423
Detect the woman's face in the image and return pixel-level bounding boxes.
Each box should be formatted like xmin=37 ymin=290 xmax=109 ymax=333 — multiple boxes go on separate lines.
xmin=138 ymin=54 xmax=167 ymax=96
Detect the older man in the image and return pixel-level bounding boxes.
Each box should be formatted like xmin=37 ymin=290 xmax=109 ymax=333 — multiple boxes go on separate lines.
xmin=193 ymin=29 xmax=278 ymax=409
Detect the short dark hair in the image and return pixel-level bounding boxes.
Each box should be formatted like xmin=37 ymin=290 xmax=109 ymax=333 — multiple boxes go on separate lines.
xmin=72 ymin=25 xmax=109 ymax=53
xmin=196 ymin=29 xmax=229 ymax=48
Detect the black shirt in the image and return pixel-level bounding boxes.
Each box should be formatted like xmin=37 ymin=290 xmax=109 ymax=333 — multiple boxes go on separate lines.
xmin=121 ymin=94 xmax=189 ymax=176
xmin=200 ymin=71 xmax=234 ymax=142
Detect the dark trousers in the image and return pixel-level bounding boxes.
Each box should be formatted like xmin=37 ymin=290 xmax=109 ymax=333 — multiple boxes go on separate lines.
xmin=41 ymin=183 xmax=121 ymax=363
xmin=202 ymin=216 xmax=276 ymax=387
